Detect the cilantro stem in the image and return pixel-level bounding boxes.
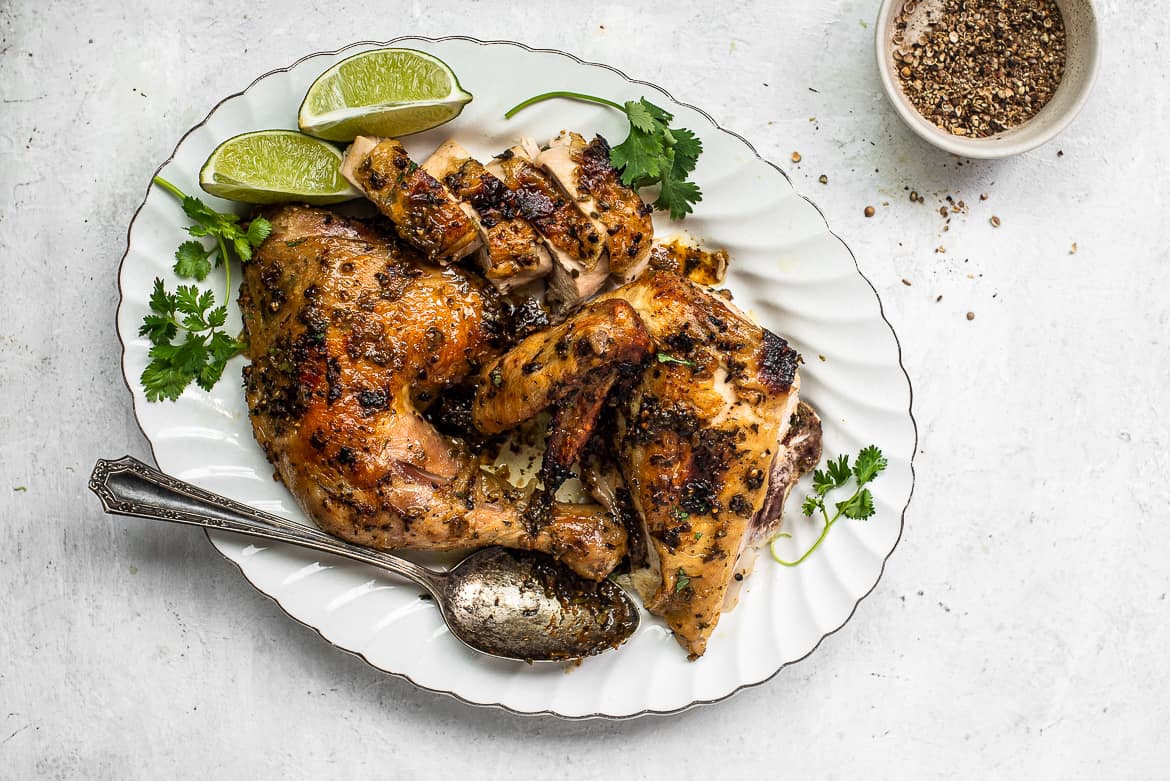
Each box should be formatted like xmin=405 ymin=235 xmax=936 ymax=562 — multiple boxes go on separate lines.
xmin=153 ymin=175 xmax=234 ymax=302
xmin=218 ymin=235 xmax=232 ymax=305
xmin=771 ymin=505 xmax=839 ymax=567
xmin=152 ymin=175 xmax=186 ymax=201
xmin=504 ymin=91 xmax=626 ymax=119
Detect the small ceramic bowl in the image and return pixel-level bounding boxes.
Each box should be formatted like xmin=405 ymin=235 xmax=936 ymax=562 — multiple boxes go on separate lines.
xmin=875 ymin=0 xmax=1099 ymax=158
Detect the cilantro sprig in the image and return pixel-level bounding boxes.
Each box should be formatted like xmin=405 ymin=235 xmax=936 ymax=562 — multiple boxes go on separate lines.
xmin=504 ymin=92 xmax=704 ymax=220
xmin=770 ymin=446 xmax=888 ymax=567
xmin=139 ymin=177 xmax=271 ymax=402
xmin=139 ymin=279 xmax=243 ymax=401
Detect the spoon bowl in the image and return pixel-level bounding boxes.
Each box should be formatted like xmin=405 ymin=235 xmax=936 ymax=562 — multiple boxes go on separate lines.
xmin=89 ymin=456 xmax=639 ymax=662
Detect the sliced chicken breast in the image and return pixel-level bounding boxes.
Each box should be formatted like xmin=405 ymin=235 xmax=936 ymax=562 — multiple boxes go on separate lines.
xmin=340 ymin=136 xmax=481 ymax=264
xmin=486 ymin=141 xmax=609 ymax=313
xmin=420 ymin=140 xmax=553 ymax=292
xmin=538 ymin=132 xmax=655 ymax=283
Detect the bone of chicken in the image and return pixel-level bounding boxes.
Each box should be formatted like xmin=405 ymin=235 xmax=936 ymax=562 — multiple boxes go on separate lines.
xmin=340 ymin=136 xmax=482 ymax=263
xmin=420 ymin=140 xmax=554 ymax=292
xmin=239 ymin=204 xmax=627 ymax=580
xmin=537 ymin=132 xmax=654 ymax=283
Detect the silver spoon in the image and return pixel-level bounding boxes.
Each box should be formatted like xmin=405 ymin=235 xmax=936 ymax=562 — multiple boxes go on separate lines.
xmin=89 ymin=456 xmax=639 ymax=663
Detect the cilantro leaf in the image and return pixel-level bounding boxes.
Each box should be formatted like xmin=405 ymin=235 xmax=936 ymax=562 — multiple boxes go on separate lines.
xmin=639 ymin=99 xmax=673 ymax=124
xmin=139 ymin=314 xmax=177 ymax=346
xmin=174 ymin=241 xmax=212 ymax=280
xmin=623 ymin=99 xmax=660 ymax=133
xmin=825 ymin=454 xmax=852 ymax=488
xmin=853 ymin=445 xmax=888 ymax=485
xmin=610 ymin=128 xmax=664 ymax=187
xmin=246 ymin=217 xmax=272 ymax=247
xmin=655 ymin=172 xmax=702 ymax=220
xmin=771 ymin=446 xmax=887 ymax=567
xmin=148 ymin=277 xmax=174 ymax=315
xmin=837 ymin=488 xmax=876 ymax=521
xmin=801 ymin=495 xmax=823 ymax=517
xmin=667 ymin=127 xmax=703 ymax=178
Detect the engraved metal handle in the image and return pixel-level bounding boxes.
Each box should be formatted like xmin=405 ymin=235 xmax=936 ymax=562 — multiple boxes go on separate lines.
xmin=89 ymin=456 xmax=441 ymax=594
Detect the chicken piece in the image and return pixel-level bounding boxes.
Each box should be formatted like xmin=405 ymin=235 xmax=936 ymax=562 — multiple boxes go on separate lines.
xmin=240 ymin=204 xmax=626 ymax=580
xmin=719 ymin=401 xmax=823 ymax=613
xmin=420 ymin=140 xmax=553 ymax=292
xmin=340 ymin=136 xmax=481 ymax=263
xmin=486 ymin=141 xmax=609 ymax=312
xmin=647 ymin=239 xmax=729 ymax=286
xmin=472 ymin=299 xmax=651 ymax=506
xmin=538 ymin=132 xmax=654 ymax=283
xmin=596 ymin=272 xmax=808 ymax=657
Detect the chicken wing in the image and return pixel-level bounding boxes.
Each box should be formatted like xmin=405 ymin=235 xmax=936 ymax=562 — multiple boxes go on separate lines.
xmin=472 ymin=298 xmax=652 ymax=507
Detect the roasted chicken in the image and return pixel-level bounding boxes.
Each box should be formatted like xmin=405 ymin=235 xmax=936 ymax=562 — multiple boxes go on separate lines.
xmin=537 ymin=132 xmax=654 ymax=283
xmin=239 ymin=204 xmax=627 ymax=580
xmin=421 ymin=140 xmax=553 ymax=291
xmin=340 ymin=137 xmax=481 ymax=263
xmin=241 ymin=129 xmax=816 ymax=659
xmin=486 ymin=142 xmax=610 ymax=311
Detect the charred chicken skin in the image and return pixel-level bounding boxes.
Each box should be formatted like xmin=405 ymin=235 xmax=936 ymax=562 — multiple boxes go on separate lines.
xmin=597 ymin=273 xmax=810 ymax=657
xmin=239 ymin=204 xmax=627 ymax=580
xmin=420 ymin=140 xmax=553 ymax=291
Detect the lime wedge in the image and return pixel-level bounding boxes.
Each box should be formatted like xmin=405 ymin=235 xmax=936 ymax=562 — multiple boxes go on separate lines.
xmin=198 ymin=130 xmax=360 ymax=205
xmin=298 ymin=48 xmax=472 ymax=141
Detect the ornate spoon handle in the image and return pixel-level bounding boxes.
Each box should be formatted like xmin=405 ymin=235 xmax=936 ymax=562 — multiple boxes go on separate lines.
xmin=89 ymin=456 xmax=440 ymax=593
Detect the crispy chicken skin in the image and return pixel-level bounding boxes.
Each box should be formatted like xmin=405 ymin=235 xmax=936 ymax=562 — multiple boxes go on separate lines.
xmin=340 ymin=136 xmax=482 ymax=263
xmin=538 ymin=132 xmax=655 ymax=283
xmin=472 ymin=298 xmax=652 ymax=504
xmin=421 ymin=140 xmax=553 ymax=291
xmin=239 ymin=205 xmax=626 ymax=580
xmin=596 ymin=272 xmax=803 ymax=657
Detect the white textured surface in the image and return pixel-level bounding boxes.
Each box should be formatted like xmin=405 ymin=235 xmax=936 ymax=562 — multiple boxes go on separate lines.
xmin=1 ymin=0 xmax=1167 ymax=776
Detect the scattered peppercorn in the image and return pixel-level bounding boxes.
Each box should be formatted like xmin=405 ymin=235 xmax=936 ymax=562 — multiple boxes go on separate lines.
xmin=791 ymin=151 xmax=802 ymax=163
xmin=864 ymin=205 xmax=876 ymax=218
xmin=892 ymin=0 xmax=1067 ymax=137
xmin=966 ymin=311 xmax=975 ymax=320
xmin=1069 ymin=242 xmax=1078 ymax=254
xmin=818 ymin=174 xmax=829 ymax=184
xmin=990 ymin=215 xmax=1001 ymax=228
xmin=902 ymin=278 xmax=912 ymax=286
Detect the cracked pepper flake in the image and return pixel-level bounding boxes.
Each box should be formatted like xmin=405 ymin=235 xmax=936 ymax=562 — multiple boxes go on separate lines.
xmin=892 ymin=0 xmax=1066 ymax=138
